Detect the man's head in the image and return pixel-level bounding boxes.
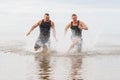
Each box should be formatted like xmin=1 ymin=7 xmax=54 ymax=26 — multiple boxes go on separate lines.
xmin=44 ymin=13 xmax=50 ymax=21
xmin=71 ymin=14 xmax=77 ymax=21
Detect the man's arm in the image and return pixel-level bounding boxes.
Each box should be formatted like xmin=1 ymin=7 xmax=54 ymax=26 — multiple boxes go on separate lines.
xmin=51 ymin=21 xmax=57 ymax=40
xmin=64 ymin=23 xmax=71 ymax=37
xmin=26 ymin=20 xmax=41 ymax=36
xmin=79 ymin=21 xmax=88 ymax=30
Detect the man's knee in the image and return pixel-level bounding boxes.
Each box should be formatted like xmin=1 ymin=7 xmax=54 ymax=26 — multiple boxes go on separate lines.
xmin=74 ymin=40 xmax=79 ymax=44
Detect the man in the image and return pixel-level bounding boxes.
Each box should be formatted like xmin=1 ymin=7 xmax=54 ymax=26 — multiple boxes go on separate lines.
xmin=64 ymin=14 xmax=88 ymax=53
xmin=26 ymin=13 xmax=57 ymax=53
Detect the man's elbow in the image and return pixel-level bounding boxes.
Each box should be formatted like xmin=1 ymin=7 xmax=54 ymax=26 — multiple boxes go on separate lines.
xmin=84 ymin=27 xmax=88 ymax=30
xmin=65 ymin=27 xmax=68 ymax=31
xmin=83 ymin=27 xmax=88 ymax=30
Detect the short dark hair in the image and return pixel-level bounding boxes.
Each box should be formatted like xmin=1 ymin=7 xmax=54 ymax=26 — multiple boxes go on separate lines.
xmin=72 ymin=14 xmax=77 ymax=17
xmin=44 ymin=13 xmax=49 ymax=16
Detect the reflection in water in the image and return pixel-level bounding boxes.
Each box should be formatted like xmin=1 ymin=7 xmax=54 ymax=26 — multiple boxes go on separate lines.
xmin=70 ymin=56 xmax=83 ymax=80
xmin=34 ymin=53 xmax=83 ymax=80
xmin=1 ymin=43 xmax=120 ymax=80
xmin=1 ymin=42 xmax=120 ymax=80
xmin=35 ymin=54 xmax=52 ymax=80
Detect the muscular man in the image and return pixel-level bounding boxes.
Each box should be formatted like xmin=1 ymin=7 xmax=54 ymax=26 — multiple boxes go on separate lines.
xmin=26 ymin=13 xmax=57 ymax=53
xmin=65 ymin=14 xmax=88 ymax=53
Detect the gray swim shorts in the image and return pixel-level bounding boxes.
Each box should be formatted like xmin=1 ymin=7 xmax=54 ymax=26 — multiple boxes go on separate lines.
xmin=71 ymin=36 xmax=83 ymax=52
xmin=34 ymin=34 xmax=50 ymax=49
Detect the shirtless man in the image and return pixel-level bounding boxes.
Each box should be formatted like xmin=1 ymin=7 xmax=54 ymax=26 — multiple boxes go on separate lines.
xmin=65 ymin=14 xmax=88 ymax=52
xmin=26 ymin=13 xmax=57 ymax=53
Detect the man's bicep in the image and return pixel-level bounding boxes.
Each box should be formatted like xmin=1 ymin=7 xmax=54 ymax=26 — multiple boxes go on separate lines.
xmin=65 ymin=23 xmax=71 ymax=30
xmin=81 ymin=21 xmax=86 ymax=27
xmin=81 ymin=21 xmax=88 ymax=30
xmin=51 ymin=21 xmax=55 ymax=28
xmin=37 ymin=20 xmax=41 ymax=26
xmin=34 ymin=20 xmax=41 ymax=28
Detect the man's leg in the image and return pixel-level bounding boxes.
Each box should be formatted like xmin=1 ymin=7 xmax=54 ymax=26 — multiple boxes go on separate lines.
xmin=41 ymin=36 xmax=50 ymax=53
xmin=48 ymin=40 xmax=51 ymax=49
xmin=34 ymin=36 xmax=41 ymax=52
xmin=77 ymin=38 xmax=83 ymax=52
xmin=34 ymin=44 xmax=41 ymax=51
xmin=42 ymin=45 xmax=48 ymax=53
xmin=68 ymin=37 xmax=79 ymax=53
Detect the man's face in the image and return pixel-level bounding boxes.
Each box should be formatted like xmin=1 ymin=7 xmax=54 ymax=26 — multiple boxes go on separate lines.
xmin=44 ymin=15 xmax=50 ymax=21
xmin=72 ymin=16 xmax=77 ymax=21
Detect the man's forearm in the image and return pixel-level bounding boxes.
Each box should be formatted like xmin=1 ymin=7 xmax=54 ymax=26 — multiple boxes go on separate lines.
xmin=52 ymin=28 xmax=57 ymax=39
xmin=26 ymin=21 xmax=40 ymax=36
xmin=83 ymin=26 xmax=88 ymax=30
xmin=28 ymin=25 xmax=37 ymax=33
xmin=64 ymin=29 xmax=67 ymax=37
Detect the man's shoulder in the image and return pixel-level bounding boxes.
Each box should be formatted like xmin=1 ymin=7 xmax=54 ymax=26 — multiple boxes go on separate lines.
xmin=50 ymin=20 xmax=54 ymax=23
xmin=37 ymin=20 xmax=43 ymax=24
xmin=66 ymin=22 xmax=71 ymax=27
xmin=38 ymin=19 xmax=42 ymax=22
xmin=79 ymin=20 xmax=84 ymax=23
xmin=50 ymin=20 xmax=55 ymax=25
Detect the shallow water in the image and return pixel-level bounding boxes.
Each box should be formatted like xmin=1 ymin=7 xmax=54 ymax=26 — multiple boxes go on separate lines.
xmin=0 ymin=49 xmax=120 ymax=80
